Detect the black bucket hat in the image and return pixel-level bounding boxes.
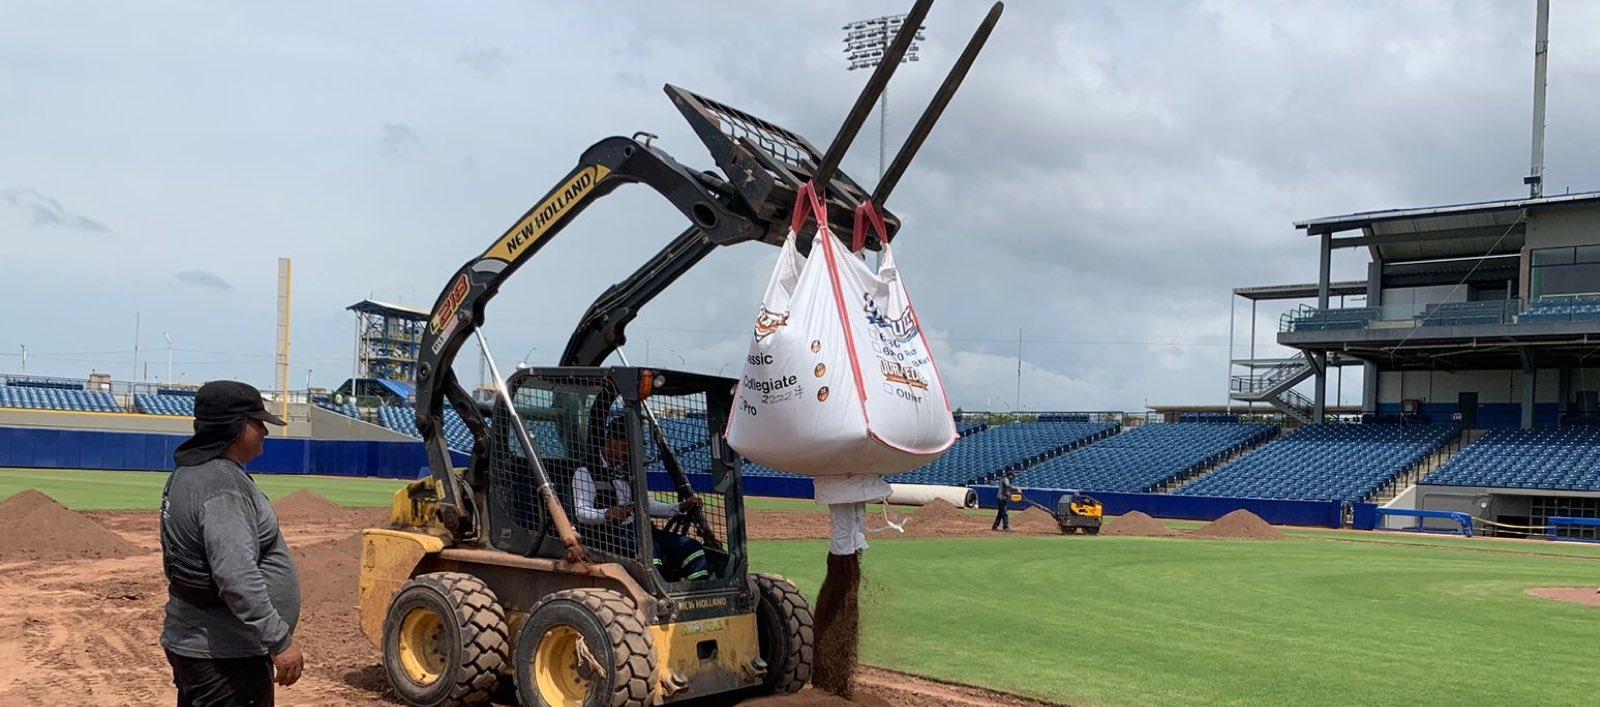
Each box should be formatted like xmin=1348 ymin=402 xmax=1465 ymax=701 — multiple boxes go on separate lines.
xmin=173 ymin=381 xmax=286 ymax=467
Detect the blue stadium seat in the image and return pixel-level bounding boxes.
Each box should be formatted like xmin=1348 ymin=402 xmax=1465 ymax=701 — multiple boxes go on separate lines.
xmin=1017 ymin=422 xmax=1274 ymax=493
xmin=0 ymin=383 xmax=120 ymax=413
xmin=886 ymin=420 xmax=1118 ymax=486
xmin=1177 ymin=422 xmax=1457 ymax=502
xmin=1423 ymin=427 xmax=1600 ymax=491
xmin=135 ymin=392 xmax=197 ymax=416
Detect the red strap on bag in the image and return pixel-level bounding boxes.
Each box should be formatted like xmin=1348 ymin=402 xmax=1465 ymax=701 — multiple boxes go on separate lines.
xmin=790 ymin=181 xmax=829 ymax=236
xmin=851 ymin=200 xmax=887 ymax=253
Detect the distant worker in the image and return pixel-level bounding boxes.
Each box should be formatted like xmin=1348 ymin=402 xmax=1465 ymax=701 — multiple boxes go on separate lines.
xmin=572 ymin=416 xmax=711 ymax=580
xmin=994 ymin=470 xmax=1021 ymax=532
xmin=160 ymin=381 xmax=304 ymax=706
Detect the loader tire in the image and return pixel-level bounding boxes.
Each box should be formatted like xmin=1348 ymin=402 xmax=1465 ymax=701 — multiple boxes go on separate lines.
xmin=383 ymin=572 xmax=510 ymax=706
xmin=752 ymin=573 xmax=814 ymax=694
xmin=516 ymin=588 xmax=656 ymax=707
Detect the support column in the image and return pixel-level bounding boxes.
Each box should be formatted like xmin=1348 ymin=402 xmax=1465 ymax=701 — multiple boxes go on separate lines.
xmin=1363 ymin=258 xmax=1382 ymax=414
xmin=1313 ymin=232 xmax=1331 ymax=423
xmin=1226 ymin=294 xmax=1235 ymax=413
xmin=1559 ymin=360 xmax=1573 ymax=419
xmin=1521 ymin=348 xmax=1537 ymax=429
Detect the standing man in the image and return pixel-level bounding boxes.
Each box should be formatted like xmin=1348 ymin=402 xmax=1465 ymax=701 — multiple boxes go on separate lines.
xmin=993 ymin=470 xmax=1021 ymax=532
xmin=160 ymin=381 xmax=304 ymax=706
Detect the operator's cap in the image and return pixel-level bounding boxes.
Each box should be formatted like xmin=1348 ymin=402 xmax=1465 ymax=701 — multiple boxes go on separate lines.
xmin=195 ymin=380 xmax=287 ymax=427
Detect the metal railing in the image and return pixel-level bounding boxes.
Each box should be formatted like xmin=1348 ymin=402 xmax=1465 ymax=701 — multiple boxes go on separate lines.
xmin=1415 ymin=298 xmax=1522 ymax=327
xmin=1280 ymin=305 xmax=1381 ymax=333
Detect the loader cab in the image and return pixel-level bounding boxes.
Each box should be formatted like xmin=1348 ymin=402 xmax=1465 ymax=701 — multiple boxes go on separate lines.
xmin=486 ymin=366 xmax=752 ymax=612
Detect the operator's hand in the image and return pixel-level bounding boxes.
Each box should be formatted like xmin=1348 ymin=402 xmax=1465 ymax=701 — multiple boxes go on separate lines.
xmin=605 ymin=505 xmax=634 ymax=522
xmin=272 ymin=639 xmax=305 ymax=686
xmin=678 ymin=497 xmax=702 ymax=514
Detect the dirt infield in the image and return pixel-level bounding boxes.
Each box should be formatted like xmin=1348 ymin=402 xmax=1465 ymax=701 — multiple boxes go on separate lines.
xmin=1101 ymin=511 xmax=1176 ymax=537
xmin=0 ymin=489 xmax=142 ymax=562
xmin=1526 ymin=587 xmax=1600 ymax=608
xmin=1190 ymin=510 xmax=1285 ymax=540
xmin=0 ymin=492 xmax=1057 ymax=706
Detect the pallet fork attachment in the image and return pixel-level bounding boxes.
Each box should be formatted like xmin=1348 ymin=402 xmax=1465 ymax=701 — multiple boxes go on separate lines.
xmin=413 ymin=0 xmax=1003 ymax=543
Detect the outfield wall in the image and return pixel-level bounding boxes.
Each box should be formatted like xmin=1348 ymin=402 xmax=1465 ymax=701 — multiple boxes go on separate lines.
xmin=0 ymin=425 xmax=463 ymax=478
xmin=973 ymin=485 xmax=1358 ymax=528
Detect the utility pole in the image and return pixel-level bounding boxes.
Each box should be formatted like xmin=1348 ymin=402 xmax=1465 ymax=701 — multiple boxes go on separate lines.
xmin=164 ymin=332 xmax=173 ymax=383
xmin=18 ymin=344 xmax=25 ymax=373
xmin=1526 ymin=0 xmax=1551 ymax=198
xmin=133 ymin=312 xmax=141 ymax=382
xmin=1015 ymin=328 xmax=1023 ymax=412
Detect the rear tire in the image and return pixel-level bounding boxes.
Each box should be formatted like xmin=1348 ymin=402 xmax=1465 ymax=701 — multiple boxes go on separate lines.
xmin=382 ymin=572 xmax=510 ymax=706
xmin=516 ymin=588 xmax=656 ymax=707
xmin=1084 ymin=525 xmax=1101 ymax=536
xmin=752 ymin=573 xmax=814 ymax=694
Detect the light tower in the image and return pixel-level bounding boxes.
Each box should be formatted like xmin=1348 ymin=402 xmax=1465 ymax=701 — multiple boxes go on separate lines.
xmin=843 ymin=13 xmax=926 ymax=180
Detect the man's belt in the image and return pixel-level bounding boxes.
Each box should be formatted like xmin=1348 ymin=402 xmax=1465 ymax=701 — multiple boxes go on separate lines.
xmin=168 ymin=581 xmax=224 ymax=608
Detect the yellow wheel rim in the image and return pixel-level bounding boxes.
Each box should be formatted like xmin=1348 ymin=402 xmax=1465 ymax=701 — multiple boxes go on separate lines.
xmin=397 ymin=607 xmax=448 ymax=686
xmin=535 ymin=625 xmax=592 ymax=707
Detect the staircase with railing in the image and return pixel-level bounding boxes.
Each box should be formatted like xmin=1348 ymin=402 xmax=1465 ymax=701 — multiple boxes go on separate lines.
xmin=1230 ymin=354 xmax=1318 ymax=424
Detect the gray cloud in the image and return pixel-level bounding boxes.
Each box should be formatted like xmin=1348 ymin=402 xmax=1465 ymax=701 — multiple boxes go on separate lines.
xmin=381 ymin=123 xmax=422 ymax=152
xmin=457 ymin=46 xmax=511 ymax=76
xmin=173 ymin=270 xmax=233 ymax=291
xmin=0 ymin=188 xmax=110 ymax=233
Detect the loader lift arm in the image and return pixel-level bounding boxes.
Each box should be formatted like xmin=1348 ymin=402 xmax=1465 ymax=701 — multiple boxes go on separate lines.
xmin=416 ymin=0 xmax=1004 ymax=542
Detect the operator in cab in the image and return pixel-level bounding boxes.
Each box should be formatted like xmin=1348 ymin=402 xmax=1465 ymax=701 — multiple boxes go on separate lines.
xmin=572 ymin=416 xmax=711 ymax=581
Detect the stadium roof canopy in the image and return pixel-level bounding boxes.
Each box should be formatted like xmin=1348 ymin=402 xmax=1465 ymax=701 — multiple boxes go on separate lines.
xmin=347 ymin=299 xmax=428 ymax=320
xmin=1293 ymin=190 xmax=1600 ymax=263
xmin=1232 ymin=281 xmax=1366 ymax=301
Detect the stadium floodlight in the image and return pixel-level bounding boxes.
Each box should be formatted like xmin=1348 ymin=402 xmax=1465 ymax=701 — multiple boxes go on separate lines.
xmin=841 ymin=12 xmax=926 ymax=180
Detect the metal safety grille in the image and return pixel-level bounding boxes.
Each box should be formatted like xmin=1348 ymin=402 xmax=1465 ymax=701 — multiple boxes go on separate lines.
xmin=489 ymin=371 xmax=735 ymax=582
xmin=686 ymin=90 xmax=815 ymax=173
xmin=639 ymin=391 xmax=734 ymax=583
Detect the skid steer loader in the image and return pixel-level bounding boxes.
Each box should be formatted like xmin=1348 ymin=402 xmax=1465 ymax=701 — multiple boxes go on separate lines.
xmin=356 ymin=2 xmax=1003 ymax=704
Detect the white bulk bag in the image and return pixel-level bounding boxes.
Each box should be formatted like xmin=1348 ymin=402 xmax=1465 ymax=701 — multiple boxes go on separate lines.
xmin=726 ymin=188 xmax=956 ymax=477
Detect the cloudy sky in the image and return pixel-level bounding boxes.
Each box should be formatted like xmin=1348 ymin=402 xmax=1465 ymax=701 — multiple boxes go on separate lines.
xmin=3 ymin=0 xmax=1599 ymax=411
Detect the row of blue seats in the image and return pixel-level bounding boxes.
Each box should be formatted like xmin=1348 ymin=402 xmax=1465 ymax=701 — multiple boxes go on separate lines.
xmin=0 ymin=386 xmax=120 ymax=413
xmin=888 ymin=421 xmax=1119 ymax=486
xmin=1520 ymin=296 xmax=1600 ymax=323
xmin=135 ymin=393 xmax=197 ymax=416
xmin=375 ymin=405 xmax=476 ymax=453
xmin=1179 ymin=423 xmax=1457 ymax=502
xmin=1424 ymin=427 xmax=1600 ymax=491
xmin=1017 ymin=423 xmax=1274 ymax=493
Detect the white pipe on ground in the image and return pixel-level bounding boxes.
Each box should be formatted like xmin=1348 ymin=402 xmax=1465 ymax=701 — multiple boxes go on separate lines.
xmin=885 ymin=483 xmax=977 ymax=508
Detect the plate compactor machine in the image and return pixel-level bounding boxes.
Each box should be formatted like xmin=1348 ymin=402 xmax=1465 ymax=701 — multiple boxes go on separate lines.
xmin=355 ymin=2 xmax=1002 ymax=705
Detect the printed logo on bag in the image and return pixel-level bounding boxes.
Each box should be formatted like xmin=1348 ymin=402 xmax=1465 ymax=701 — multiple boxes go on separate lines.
xmin=816 ymin=386 xmax=830 ymax=402
xmin=813 ymin=363 xmax=826 ymax=378
xmin=810 ymin=340 xmax=822 ymax=353
xmin=753 ymin=307 xmax=790 ymax=341
xmin=862 ymin=293 xmax=919 ymax=344
xmin=879 ymin=360 xmax=930 ymax=390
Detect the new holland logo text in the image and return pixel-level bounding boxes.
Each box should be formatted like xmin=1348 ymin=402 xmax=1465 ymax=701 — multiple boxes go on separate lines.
xmin=429 ymin=274 xmax=471 ymax=336
xmin=483 ymin=165 xmax=612 ymax=262
xmin=863 ymin=293 xmax=919 ymax=344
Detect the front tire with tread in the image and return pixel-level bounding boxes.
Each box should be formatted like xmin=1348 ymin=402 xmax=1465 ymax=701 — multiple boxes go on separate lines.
xmin=516 ymin=588 xmax=656 ymax=707
xmin=382 ymin=572 xmax=510 ymax=707
xmin=752 ymin=573 xmax=813 ymax=694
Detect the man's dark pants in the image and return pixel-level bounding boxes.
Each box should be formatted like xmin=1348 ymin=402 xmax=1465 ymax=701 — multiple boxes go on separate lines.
xmin=166 ymin=650 xmax=273 ymax=707
xmin=992 ymin=502 xmax=1010 ymax=531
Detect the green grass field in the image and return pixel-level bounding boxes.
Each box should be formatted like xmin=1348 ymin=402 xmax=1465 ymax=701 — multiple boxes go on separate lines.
xmin=0 ymin=468 xmax=829 ymax=513
xmin=7 ymin=468 xmax=1599 ymax=705
xmin=751 ymin=535 xmax=1600 ymax=706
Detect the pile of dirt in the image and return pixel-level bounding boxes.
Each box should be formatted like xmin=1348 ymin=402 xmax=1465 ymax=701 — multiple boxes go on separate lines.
xmin=292 ymin=531 xmax=363 ymax=611
xmin=1101 ymin=511 xmax=1176 ymax=537
xmin=272 ymin=489 xmax=347 ymax=522
xmin=899 ymin=498 xmax=983 ymax=538
xmin=1011 ymin=507 xmax=1058 ymax=532
xmin=0 ymin=490 xmax=142 ymax=562
xmin=1190 ymin=509 xmax=1284 ymax=540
